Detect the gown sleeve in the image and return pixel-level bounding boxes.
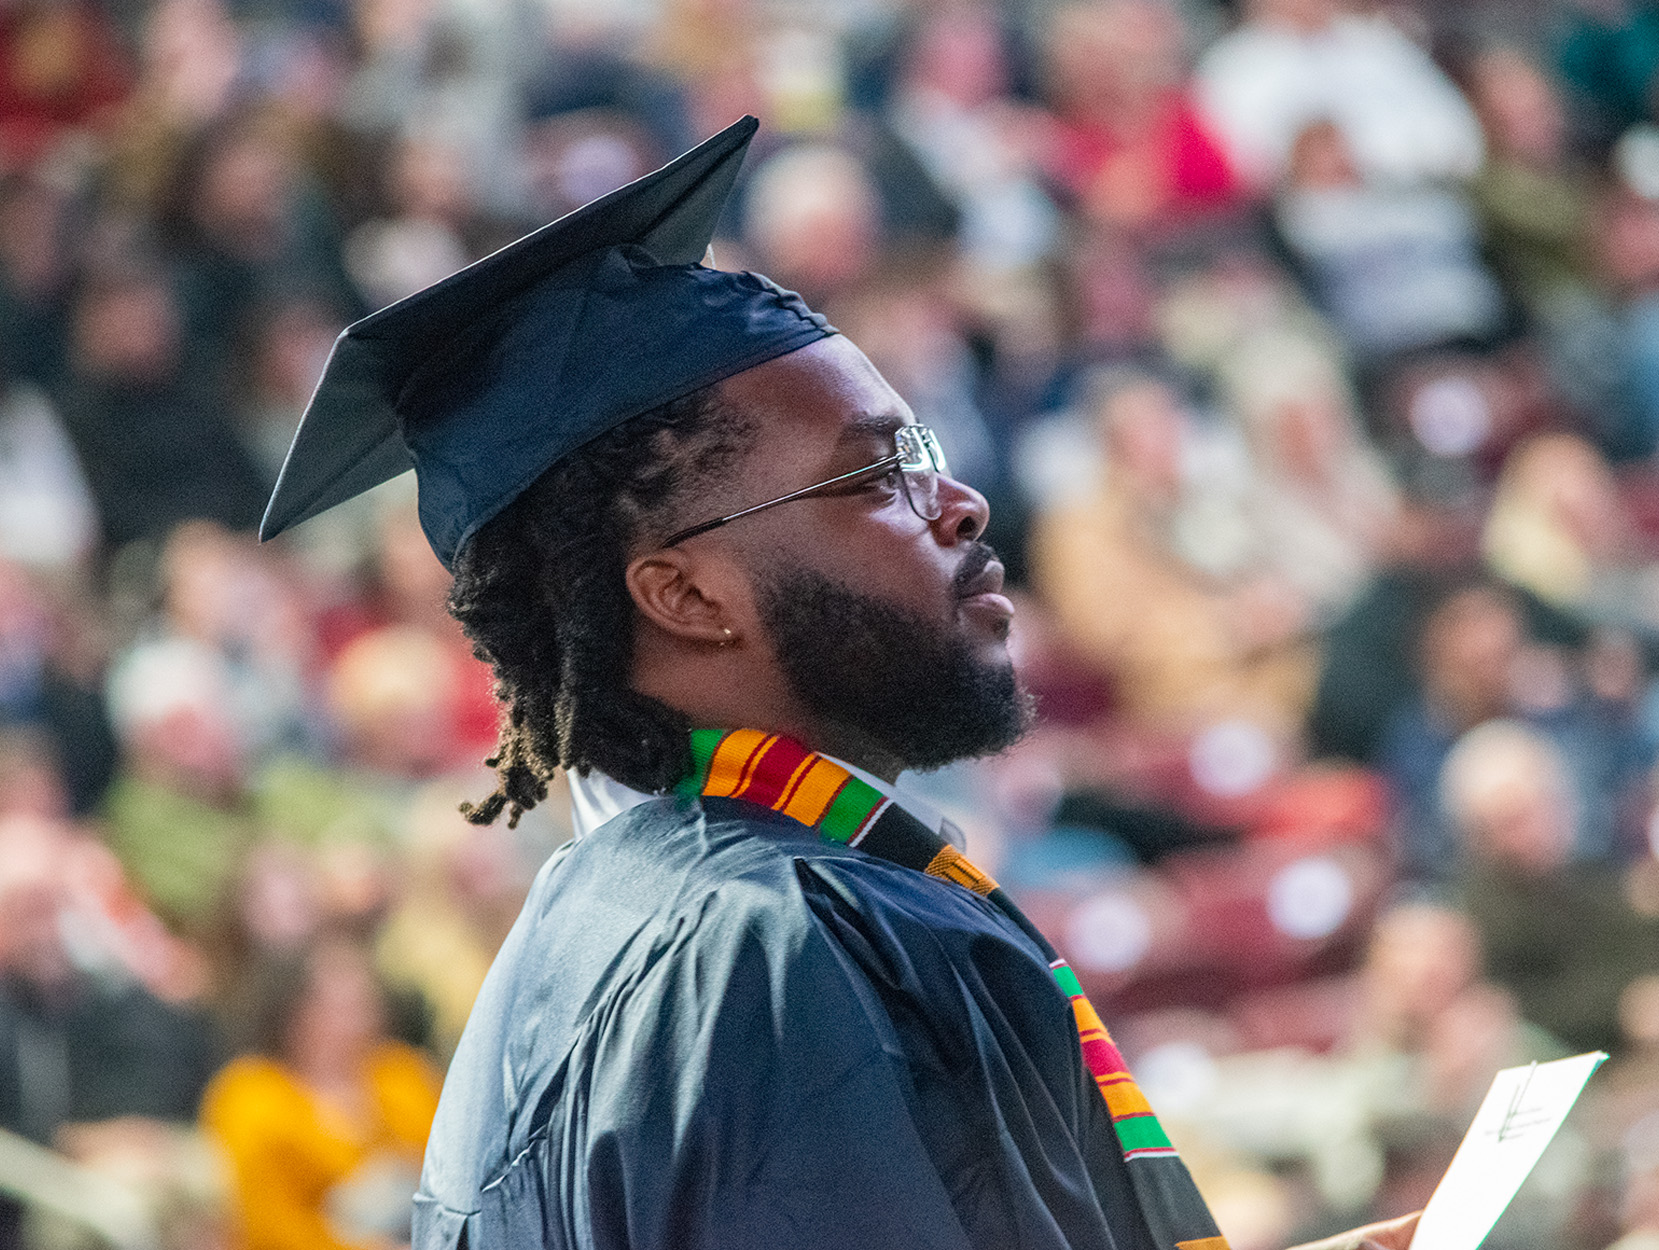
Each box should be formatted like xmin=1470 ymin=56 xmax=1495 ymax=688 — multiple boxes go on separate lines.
xmin=517 ymin=880 xmax=983 ymax=1250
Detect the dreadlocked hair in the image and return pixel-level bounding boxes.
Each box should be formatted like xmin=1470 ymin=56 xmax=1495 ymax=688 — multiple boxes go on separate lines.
xmin=449 ymin=386 xmax=750 ymax=826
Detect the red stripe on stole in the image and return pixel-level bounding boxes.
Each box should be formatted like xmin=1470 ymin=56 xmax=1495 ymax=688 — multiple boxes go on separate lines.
xmin=1073 ymin=1023 xmax=1129 ymax=1075
xmin=736 ymin=736 xmax=811 ymax=810
xmin=1079 ymin=1035 xmax=1128 ymax=1081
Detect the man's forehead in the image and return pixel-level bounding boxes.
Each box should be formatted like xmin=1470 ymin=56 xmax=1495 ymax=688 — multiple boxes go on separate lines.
xmin=723 ymin=336 xmax=913 ymax=449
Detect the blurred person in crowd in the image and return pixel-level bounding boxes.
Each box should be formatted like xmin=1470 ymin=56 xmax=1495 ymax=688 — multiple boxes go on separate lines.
xmin=214 ymin=836 xmax=409 ymax=1026
xmin=1464 ymin=46 xmax=1597 ymax=321
xmin=1584 ymin=975 xmax=1659 ymax=1175
xmin=831 ymin=268 xmax=999 ymax=495
xmin=0 ymin=730 xmax=205 ymax=1001
xmin=343 ymin=134 xmax=478 ymax=310
xmin=202 ymin=934 xmax=441 ymax=1250
xmin=161 ymin=107 xmax=360 ymax=389
xmin=1599 ymin=131 xmax=1659 ymax=459
xmin=647 ymin=1 xmax=849 ymax=140
xmin=1040 ymin=0 xmax=1241 ymax=234
xmin=0 ymin=172 xmax=75 ymax=390
xmin=0 ymin=728 xmax=69 ymax=821
xmin=1153 ymin=245 xmax=1400 ymax=607
xmin=1059 ymin=225 xmax=1165 ymax=363
xmin=1347 ymin=902 xmax=1560 ymax=1114
xmin=1549 ymin=626 xmax=1657 ymax=862
xmin=259 ymin=121 xmax=1424 ymax=1249
xmin=0 ymin=0 xmax=132 ymax=168
xmin=1380 ymin=582 xmax=1525 ymax=878
xmin=1306 ymin=561 xmax=1462 ymax=769
xmin=1349 ymin=901 xmax=1585 ymax=1250
xmin=132 ymin=0 xmax=242 ymax=132
xmin=1223 ymin=333 xmax=1399 ymax=622
xmin=338 ymin=0 xmax=528 ymax=207
xmin=232 ymin=296 xmax=346 ymax=484
xmin=327 ymin=625 xmax=480 ymax=779
xmin=0 ymin=812 xmax=219 ymax=1243
xmin=1609 ymin=1119 xmax=1659 ymax=1250
xmin=313 ymin=495 xmax=499 ymax=763
xmin=0 ymin=560 xmax=118 ymax=815
xmin=102 ymin=0 xmax=246 ymax=221
xmin=54 ymin=264 xmax=267 ymax=548
xmin=151 ymin=521 xmax=314 ymax=753
xmin=519 ymin=110 xmax=665 ymax=227
xmin=1481 ymin=432 xmax=1659 ymax=635
xmin=1440 ymin=718 xmax=1659 ymax=1052
xmin=1154 ymin=246 xmax=1343 ymax=396
xmin=881 ymin=5 xmax=1057 ymax=282
xmin=373 ymin=780 xmax=548 ymax=1059
xmin=741 ymin=140 xmax=883 ymax=309
xmin=102 ymin=632 xmax=256 ymax=939
xmin=1272 ymin=118 xmax=1506 ymax=362
xmin=1193 ymin=0 xmax=1484 ymax=191
xmin=1462 ymin=43 xmax=1633 ymax=454
xmin=1029 ymin=365 xmax=1319 ymax=741
xmin=522 ymin=11 xmax=688 ymax=159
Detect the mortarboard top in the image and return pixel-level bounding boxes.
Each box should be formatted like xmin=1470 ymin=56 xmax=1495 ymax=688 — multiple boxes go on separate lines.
xmin=259 ymin=115 xmax=835 ymax=569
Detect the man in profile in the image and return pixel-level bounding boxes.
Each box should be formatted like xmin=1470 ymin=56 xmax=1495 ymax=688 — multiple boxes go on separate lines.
xmin=262 ymin=118 xmax=1417 ymax=1250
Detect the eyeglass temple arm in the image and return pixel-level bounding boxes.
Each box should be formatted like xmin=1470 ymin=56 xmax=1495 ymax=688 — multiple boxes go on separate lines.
xmin=660 ymin=453 xmax=906 ymax=547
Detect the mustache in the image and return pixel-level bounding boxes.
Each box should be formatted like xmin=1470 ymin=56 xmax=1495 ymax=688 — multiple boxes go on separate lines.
xmin=951 ymin=542 xmax=1000 ymax=597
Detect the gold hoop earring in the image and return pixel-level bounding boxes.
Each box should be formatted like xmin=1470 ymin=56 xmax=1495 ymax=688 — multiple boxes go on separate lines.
xmin=720 ymin=627 xmax=736 ymax=648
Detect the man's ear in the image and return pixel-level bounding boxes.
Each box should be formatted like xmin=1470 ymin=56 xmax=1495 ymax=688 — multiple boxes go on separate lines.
xmin=625 ymin=547 xmax=743 ymax=646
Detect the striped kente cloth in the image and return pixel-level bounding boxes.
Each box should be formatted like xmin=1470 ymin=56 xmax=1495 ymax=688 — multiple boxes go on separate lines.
xmin=679 ymin=728 xmax=1228 ymax=1250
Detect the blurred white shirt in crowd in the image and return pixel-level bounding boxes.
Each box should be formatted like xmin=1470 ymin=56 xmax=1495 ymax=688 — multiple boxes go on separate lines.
xmin=1195 ymin=12 xmax=1485 ymax=189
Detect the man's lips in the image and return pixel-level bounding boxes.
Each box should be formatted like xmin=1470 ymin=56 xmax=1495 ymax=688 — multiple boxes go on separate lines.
xmin=956 ymin=556 xmax=1015 ymax=623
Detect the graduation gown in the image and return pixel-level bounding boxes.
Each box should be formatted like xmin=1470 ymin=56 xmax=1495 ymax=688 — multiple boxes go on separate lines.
xmin=413 ymin=795 xmax=1163 ymax=1249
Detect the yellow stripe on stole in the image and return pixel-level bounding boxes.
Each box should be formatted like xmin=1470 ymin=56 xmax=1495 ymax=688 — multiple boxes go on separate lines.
xmin=778 ymin=756 xmax=849 ymax=828
xmin=923 ymin=844 xmax=999 ymax=896
xmin=704 ymin=730 xmax=773 ymax=798
xmin=1098 ymin=1078 xmax=1153 ymax=1119
xmin=1177 ymin=1239 xmax=1232 ymax=1250
xmin=1070 ymin=996 xmax=1111 ymax=1042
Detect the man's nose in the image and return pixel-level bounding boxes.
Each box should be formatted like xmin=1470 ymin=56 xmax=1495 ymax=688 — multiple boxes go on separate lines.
xmin=931 ymin=474 xmax=990 ymax=544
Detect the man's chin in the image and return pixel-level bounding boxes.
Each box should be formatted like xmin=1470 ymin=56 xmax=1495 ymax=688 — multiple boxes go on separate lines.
xmin=886 ymin=668 xmax=1035 ymax=773
xmin=760 ymin=564 xmax=1034 ymax=771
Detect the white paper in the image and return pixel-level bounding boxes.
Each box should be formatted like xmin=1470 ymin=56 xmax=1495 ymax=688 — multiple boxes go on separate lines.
xmin=1408 ymin=1051 xmax=1606 ymax=1250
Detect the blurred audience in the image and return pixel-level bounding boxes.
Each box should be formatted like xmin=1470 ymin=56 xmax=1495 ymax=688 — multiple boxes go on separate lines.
xmin=1193 ymin=0 xmax=1484 ymax=190
xmin=5 ymin=0 xmax=1659 ymax=1244
xmin=1030 ymin=366 xmax=1318 ymax=740
xmin=202 ymin=935 xmax=440 ymax=1250
xmin=1441 ymin=719 xmax=1659 ymax=1053
xmin=1039 ymin=1 xmax=1240 ymax=233
xmin=0 ymin=811 xmax=219 ymax=1246
xmin=1273 ymin=117 xmax=1506 ymax=361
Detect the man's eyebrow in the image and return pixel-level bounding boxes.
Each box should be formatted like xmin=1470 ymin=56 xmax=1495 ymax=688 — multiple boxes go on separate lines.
xmin=837 ymin=414 xmax=906 ymax=444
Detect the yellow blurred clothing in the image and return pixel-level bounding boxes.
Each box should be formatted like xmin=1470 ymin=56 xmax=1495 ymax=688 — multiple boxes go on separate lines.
xmin=1030 ymin=486 xmax=1317 ymax=733
xmin=201 ymin=1042 xmax=442 ymax=1250
xmin=376 ymin=900 xmax=495 ymax=1060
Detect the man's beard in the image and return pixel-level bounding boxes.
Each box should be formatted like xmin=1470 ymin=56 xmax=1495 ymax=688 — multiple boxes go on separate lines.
xmin=756 ymin=552 xmax=1033 ymax=771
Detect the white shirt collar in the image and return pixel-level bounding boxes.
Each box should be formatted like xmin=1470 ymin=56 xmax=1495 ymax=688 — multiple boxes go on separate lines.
xmin=567 ymin=752 xmax=966 ymax=850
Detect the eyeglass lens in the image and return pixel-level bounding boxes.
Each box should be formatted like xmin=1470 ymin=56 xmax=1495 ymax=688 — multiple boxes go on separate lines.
xmin=895 ymin=426 xmax=948 ymax=522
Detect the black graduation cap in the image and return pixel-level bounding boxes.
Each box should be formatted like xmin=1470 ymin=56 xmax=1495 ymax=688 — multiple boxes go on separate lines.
xmin=259 ymin=115 xmax=835 ymax=568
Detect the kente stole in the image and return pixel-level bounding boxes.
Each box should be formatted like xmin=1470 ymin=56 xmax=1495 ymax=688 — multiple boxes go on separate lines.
xmin=678 ymin=728 xmax=1229 ymax=1250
